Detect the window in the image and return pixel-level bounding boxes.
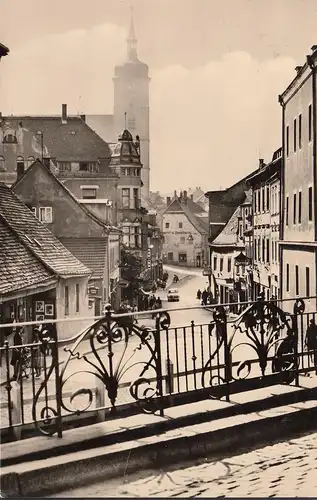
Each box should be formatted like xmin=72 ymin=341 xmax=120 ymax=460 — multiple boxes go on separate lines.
xmin=262 ymin=238 xmax=265 ymax=262
xmin=220 ymin=258 xmax=224 ymax=272
xmin=3 ymin=132 xmax=17 ymax=144
xmin=254 ymin=191 xmax=257 ymax=213
xmin=180 ymin=236 xmax=185 ymax=244
xmin=306 ymin=267 xmax=310 ymax=297
xmin=179 ymin=222 xmax=183 ymax=229
xmin=0 ymin=156 xmax=5 ymax=171
xmin=293 ymin=193 xmax=297 ymax=224
xmin=266 ymin=186 xmax=270 ymax=211
xmin=286 ymin=196 xmax=289 ymax=226
xmin=254 ymin=240 xmax=257 ymax=261
xmin=266 ymin=238 xmax=270 ymax=263
xmin=75 ymin=284 xmax=80 ymax=313
xmin=286 ymin=125 xmax=289 ymax=157
xmin=298 ymin=191 xmax=302 ymax=224
xmin=165 ymin=222 xmax=170 ymax=229
xmin=167 ymin=252 xmax=173 ymax=261
xmin=227 ymin=258 xmax=232 ymax=273
xmin=58 ymin=162 xmax=71 ymax=172
xmin=258 ymin=189 xmax=261 ymax=213
xmin=64 ymin=285 xmax=69 ymax=316
xmin=79 ymin=162 xmax=99 ymax=173
xmin=286 ymin=264 xmax=289 ymax=292
xmin=39 ymin=207 xmax=53 ymax=223
xmin=294 ymin=118 xmax=297 ymax=152
xmin=308 ymin=186 xmax=313 ymax=221
xmin=178 ymin=253 xmax=187 ymax=263
xmin=133 ymin=188 xmax=139 ymax=209
xmin=295 ymin=265 xmax=299 ymax=296
xmin=271 ymin=240 xmax=274 ymax=262
xmin=82 ymin=188 xmax=97 ymax=199
xmin=262 ymin=187 xmax=265 ymax=212
xmin=122 ymin=225 xmax=141 ymax=248
xmin=299 ymin=114 xmax=302 ymax=149
xmin=122 ymin=188 xmax=130 ymax=208
xmin=309 ymin=104 xmax=312 ymax=142
xmin=27 ymin=156 xmax=35 ymax=168
xmin=213 ymin=256 xmax=217 ymax=271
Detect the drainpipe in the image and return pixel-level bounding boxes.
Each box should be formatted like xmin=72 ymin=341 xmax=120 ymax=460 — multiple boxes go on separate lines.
xmin=278 ymin=94 xmax=285 ymax=303
xmin=307 ymin=54 xmax=317 ymax=308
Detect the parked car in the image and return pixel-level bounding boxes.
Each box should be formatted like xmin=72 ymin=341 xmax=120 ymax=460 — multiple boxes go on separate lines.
xmin=167 ymin=288 xmax=180 ymax=302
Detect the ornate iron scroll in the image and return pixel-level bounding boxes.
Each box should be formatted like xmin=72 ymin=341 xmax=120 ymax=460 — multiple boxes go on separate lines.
xmin=227 ymin=295 xmax=299 ymax=384
xmin=59 ymin=310 xmax=170 ymax=418
xmin=201 ymin=306 xmax=228 ymax=389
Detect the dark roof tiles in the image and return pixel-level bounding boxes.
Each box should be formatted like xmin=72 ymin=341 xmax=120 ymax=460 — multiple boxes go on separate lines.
xmin=60 ymin=238 xmax=107 ymax=279
xmin=0 ymin=183 xmax=91 ymax=278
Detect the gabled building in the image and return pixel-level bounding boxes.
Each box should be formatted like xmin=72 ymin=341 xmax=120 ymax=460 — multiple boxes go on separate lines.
xmin=279 ymin=45 xmax=317 ymax=312
xmin=247 ymin=149 xmax=282 ymax=300
xmin=0 ymin=183 xmax=91 ymax=340
xmin=1 ymin=106 xmax=119 ymax=220
xmin=162 ymin=191 xmax=209 ymax=267
xmin=12 ymin=160 xmax=121 ymax=314
xmin=210 ymin=190 xmax=252 ymax=307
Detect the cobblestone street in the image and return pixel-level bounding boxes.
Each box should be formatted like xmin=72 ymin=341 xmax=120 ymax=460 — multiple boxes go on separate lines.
xmin=51 ymin=432 xmax=317 ymax=497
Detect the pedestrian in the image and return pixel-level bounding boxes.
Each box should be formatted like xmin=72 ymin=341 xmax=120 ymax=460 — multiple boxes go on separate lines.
xmin=156 ymin=297 xmax=162 ymax=309
xmin=32 ymin=331 xmax=42 ymax=377
xmin=197 ymin=289 xmax=201 ymax=300
xmin=305 ymin=319 xmax=317 ymax=374
xmin=201 ymin=289 xmax=208 ymax=306
xmin=10 ymin=327 xmax=23 ymax=381
xmin=149 ymin=295 xmax=156 ymax=310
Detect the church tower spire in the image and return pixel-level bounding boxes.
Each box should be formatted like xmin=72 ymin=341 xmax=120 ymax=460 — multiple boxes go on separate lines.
xmin=127 ymin=6 xmax=138 ymax=61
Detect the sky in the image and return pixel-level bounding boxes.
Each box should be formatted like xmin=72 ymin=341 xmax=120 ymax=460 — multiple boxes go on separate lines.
xmin=1 ymin=0 xmax=317 ymax=193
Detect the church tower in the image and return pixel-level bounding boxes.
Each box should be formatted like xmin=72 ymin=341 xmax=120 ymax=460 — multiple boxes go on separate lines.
xmin=113 ymin=8 xmax=150 ymax=200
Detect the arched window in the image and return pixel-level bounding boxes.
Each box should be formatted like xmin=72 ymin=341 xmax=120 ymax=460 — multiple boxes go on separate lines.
xmin=0 ymin=156 xmax=5 ymax=171
xmin=3 ymin=132 xmax=17 ymax=144
xmin=28 ymin=156 xmax=35 ymax=168
xmin=16 ymin=156 xmax=25 ymax=176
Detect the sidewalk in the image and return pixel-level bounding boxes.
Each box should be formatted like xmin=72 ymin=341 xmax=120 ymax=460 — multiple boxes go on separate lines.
xmin=1 ymin=383 xmax=317 ymax=497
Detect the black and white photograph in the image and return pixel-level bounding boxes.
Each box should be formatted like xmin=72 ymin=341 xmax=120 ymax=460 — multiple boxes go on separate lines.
xmin=45 ymin=304 xmax=54 ymax=317
xmin=0 ymin=0 xmax=317 ymax=497
xmin=35 ymin=301 xmax=45 ymax=313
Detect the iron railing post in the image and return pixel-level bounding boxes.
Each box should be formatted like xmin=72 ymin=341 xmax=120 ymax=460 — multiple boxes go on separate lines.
xmin=52 ymin=336 xmax=63 ymax=437
xmin=4 ymin=340 xmax=13 ymax=429
xmin=223 ymin=313 xmax=231 ymax=402
xmin=155 ymin=315 xmax=164 ymax=416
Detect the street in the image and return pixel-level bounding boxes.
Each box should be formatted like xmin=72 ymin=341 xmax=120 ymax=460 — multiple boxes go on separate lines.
xmin=50 ymin=431 xmax=317 ymax=497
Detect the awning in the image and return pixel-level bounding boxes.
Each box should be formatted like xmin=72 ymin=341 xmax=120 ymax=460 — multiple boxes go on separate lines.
xmin=234 ymin=252 xmax=251 ymax=266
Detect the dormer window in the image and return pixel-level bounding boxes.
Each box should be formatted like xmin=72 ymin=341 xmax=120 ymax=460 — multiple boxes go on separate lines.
xmin=28 ymin=156 xmax=35 ymax=168
xmin=3 ymin=132 xmax=17 ymax=144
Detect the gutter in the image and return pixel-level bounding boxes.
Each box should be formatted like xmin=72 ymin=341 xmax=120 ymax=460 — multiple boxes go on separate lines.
xmin=278 ymin=94 xmax=285 ymax=301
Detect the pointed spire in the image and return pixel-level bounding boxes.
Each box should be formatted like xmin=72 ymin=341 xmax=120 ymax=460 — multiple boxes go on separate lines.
xmin=127 ymin=5 xmax=138 ymax=61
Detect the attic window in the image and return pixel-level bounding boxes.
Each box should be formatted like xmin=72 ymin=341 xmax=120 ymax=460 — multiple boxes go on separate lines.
xmin=3 ymin=133 xmax=17 ymax=144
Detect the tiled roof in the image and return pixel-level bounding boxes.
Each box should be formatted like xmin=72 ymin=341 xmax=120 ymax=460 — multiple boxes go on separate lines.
xmin=60 ymin=238 xmax=107 ymax=279
xmin=212 ymin=206 xmax=241 ymax=246
xmin=0 ymin=183 xmax=91 ymax=278
xmin=4 ymin=116 xmax=112 ymax=163
xmin=0 ymin=219 xmax=56 ymax=295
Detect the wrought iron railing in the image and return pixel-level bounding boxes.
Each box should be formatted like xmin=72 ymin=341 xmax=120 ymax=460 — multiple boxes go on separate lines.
xmin=0 ymin=296 xmax=316 ymax=441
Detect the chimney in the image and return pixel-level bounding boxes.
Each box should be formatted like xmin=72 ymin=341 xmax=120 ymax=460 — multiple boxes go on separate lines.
xmin=166 ymin=196 xmax=171 ymax=205
xmin=62 ymin=104 xmax=67 ymax=124
xmin=16 ymin=158 xmax=25 ymax=180
xmin=190 ymin=194 xmax=194 ymax=201
xmin=80 ymin=114 xmax=86 ymax=122
xmin=174 ymin=190 xmax=177 ymax=198
xmin=184 ymin=190 xmax=187 ymax=199
xmin=311 ymin=45 xmax=317 ymax=52
xmin=259 ymin=158 xmax=264 ymax=169
xmin=295 ymin=66 xmax=302 ymax=74
xmin=43 ymin=157 xmax=51 ymax=170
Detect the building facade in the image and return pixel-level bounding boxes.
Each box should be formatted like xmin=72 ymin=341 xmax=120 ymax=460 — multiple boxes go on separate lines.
xmin=0 ymin=183 xmax=91 ymax=341
xmin=162 ymin=191 xmax=209 ymax=268
xmin=86 ymin=10 xmax=150 ymax=201
xmin=279 ymin=45 xmax=317 ymax=312
xmin=247 ymin=150 xmax=282 ymax=300
xmin=12 ymin=160 xmax=121 ymax=315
